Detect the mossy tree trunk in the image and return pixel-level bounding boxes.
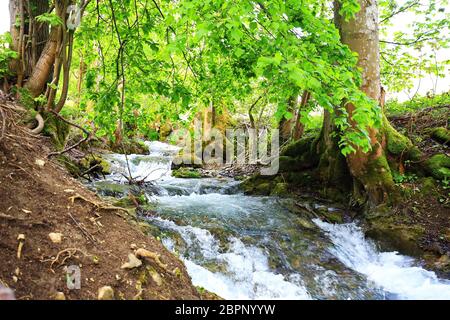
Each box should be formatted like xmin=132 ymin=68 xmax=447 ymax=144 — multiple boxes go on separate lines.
xmin=309 ymin=0 xmax=423 ymax=207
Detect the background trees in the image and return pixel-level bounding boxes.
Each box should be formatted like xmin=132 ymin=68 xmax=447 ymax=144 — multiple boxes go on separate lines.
xmin=1 ymin=0 xmax=448 ymax=207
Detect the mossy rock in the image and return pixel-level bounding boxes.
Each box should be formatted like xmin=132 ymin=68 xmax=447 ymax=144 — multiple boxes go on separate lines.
xmin=172 ymin=167 xmax=202 ymax=179
xmin=431 ymin=127 xmax=450 ymax=146
xmin=424 ymin=154 xmax=450 ymax=180
xmin=254 ymin=182 xmax=272 ymax=195
xmin=80 ymin=154 xmax=111 ymax=175
xmin=270 ymin=183 xmax=289 ymax=196
xmin=365 ymin=215 xmax=425 ymax=257
xmin=57 ymin=155 xmax=82 ymax=176
xmin=420 ymin=177 xmax=438 ymax=196
xmin=240 ymin=175 xmax=274 ymax=195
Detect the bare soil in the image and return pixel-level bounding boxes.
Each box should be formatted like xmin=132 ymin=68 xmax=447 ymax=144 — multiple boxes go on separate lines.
xmin=0 ymin=101 xmax=201 ymax=300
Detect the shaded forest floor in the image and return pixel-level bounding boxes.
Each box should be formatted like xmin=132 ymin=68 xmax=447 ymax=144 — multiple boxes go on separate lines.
xmin=364 ymin=102 xmax=450 ymax=275
xmin=0 ymin=100 xmax=202 ymax=300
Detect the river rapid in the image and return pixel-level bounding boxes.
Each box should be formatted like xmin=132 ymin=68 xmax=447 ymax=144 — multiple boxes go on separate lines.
xmin=89 ymin=141 xmax=450 ymax=300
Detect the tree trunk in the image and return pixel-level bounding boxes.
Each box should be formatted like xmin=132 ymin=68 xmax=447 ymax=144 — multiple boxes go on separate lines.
xmin=333 ymin=0 xmax=395 ymax=206
xmin=9 ymin=0 xmax=50 ymax=84
xmin=25 ymin=27 xmax=59 ymax=97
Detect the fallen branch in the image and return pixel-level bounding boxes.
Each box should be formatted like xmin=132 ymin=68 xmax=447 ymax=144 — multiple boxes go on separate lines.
xmin=47 ymin=110 xmax=90 ymax=158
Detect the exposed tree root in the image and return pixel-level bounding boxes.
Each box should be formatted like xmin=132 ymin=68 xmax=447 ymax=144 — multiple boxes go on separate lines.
xmin=41 ymin=248 xmax=92 ymax=273
xmin=30 ymin=113 xmax=44 ymax=135
xmin=69 ymin=193 xmax=130 ymax=217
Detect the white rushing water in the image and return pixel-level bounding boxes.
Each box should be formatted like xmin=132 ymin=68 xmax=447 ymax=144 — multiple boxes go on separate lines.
xmin=314 ymin=219 xmax=450 ymax=300
xmin=98 ymin=141 xmax=450 ymax=300
xmin=154 ymin=217 xmax=311 ymax=300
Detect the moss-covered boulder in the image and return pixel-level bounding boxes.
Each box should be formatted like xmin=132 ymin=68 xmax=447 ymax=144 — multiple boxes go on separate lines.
xmin=43 ymin=113 xmax=70 ymax=150
xmin=364 ymin=212 xmax=425 ymax=257
xmin=93 ymin=181 xmax=131 ymax=197
xmin=240 ymin=175 xmax=274 ymax=195
xmin=424 ymin=154 xmax=450 ymax=180
xmin=431 ymin=127 xmax=450 ymax=146
xmin=172 ymin=167 xmax=202 ymax=179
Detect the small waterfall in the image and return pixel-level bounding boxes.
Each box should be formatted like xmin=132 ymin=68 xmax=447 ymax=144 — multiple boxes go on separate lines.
xmin=314 ymin=219 xmax=450 ymax=300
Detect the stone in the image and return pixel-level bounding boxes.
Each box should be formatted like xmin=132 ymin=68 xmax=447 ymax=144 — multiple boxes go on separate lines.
xmin=98 ymin=286 xmax=115 ymax=300
xmin=48 ymin=232 xmax=63 ymax=244
xmin=121 ymin=253 xmax=142 ymax=269
xmin=54 ymin=292 xmax=66 ymax=300
xmin=35 ymin=159 xmax=46 ymax=167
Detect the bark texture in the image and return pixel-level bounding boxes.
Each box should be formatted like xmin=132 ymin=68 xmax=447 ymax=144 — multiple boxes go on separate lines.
xmin=334 ymin=0 xmax=395 ymax=206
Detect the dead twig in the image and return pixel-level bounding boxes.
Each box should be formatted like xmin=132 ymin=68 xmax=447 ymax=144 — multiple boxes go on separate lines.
xmin=67 ymin=211 xmax=97 ymax=244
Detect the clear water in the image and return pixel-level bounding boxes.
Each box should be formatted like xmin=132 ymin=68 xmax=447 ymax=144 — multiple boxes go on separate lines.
xmin=92 ymin=141 xmax=450 ymax=300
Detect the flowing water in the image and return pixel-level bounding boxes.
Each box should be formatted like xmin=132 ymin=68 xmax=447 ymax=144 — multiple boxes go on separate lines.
xmin=90 ymin=141 xmax=450 ymax=300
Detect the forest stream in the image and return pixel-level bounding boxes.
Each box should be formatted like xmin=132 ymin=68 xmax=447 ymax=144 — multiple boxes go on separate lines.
xmin=89 ymin=142 xmax=450 ymax=300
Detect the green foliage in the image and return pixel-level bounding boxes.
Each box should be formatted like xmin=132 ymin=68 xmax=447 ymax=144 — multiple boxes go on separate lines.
xmin=392 ymin=171 xmax=417 ymax=184
xmin=35 ymin=13 xmax=64 ymax=26
xmin=67 ymin=0 xmax=384 ymax=156
xmin=0 ymin=33 xmax=18 ymax=77
xmin=379 ymin=0 xmax=450 ymax=93
xmin=386 ymin=92 xmax=450 ymax=116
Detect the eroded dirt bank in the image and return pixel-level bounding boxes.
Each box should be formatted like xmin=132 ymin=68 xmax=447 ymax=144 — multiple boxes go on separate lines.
xmin=0 ymin=101 xmax=201 ymax=300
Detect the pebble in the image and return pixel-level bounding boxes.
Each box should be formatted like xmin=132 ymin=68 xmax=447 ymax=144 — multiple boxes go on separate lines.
xmin=98 ymin=286 xmax=115 ymax=300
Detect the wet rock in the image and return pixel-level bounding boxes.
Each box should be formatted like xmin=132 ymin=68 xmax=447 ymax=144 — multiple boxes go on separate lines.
xmin=93 ymin=181 xmax=131 ymax=197
xmin=98 ymin=286 xmax=115 ymax=300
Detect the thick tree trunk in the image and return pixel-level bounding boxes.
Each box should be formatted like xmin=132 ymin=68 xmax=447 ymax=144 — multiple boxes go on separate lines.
xmin=9 ymin=0 xmax=50 ymax=83
xmin=25 ymin=27 xmax=59 ymax=97
xmin=333 ymin=0 xmax=395 ymax=206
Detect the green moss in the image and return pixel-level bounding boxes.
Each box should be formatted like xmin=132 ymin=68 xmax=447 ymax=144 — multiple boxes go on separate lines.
xmin=57 ymin=155 xmax=82 ymax=176
xmin=424 ymin=154 xmax=450 ymax=180
xmin=270 ymin=183 xmax=289 ymax=196
xmin=420 ymin=177 xmax=437 ymax=196
xmin=431 ymin=127 xmax=450 ymax=145
xmin=43 ymin=113 xmax=70 ymax=150
xmin=384 ymin=116 xmax=413 ymax=156
xmin=240 ymin=175 xmax=274 ymax=195
xmin=281 ymin=136 xmax=315 ymax=157
xmin=254 ymin=182 xmax=272 ymax=195
xmin=172 ymin=167 xmax=202 ymax=178
xmin=80 ymin=154 xmax=111 ymax=175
